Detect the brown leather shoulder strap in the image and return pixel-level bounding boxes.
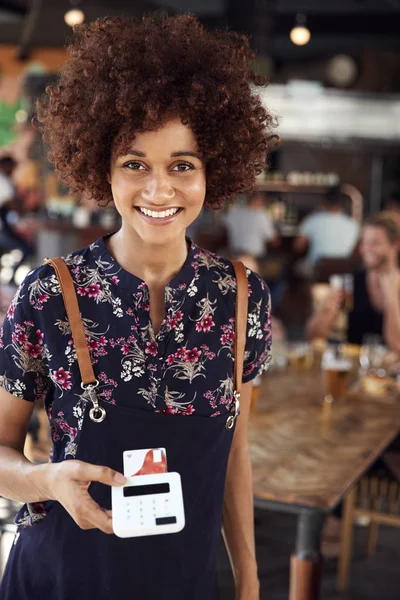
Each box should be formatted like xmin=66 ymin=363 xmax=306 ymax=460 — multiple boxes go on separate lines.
xmin=44 ymin=257 xmax=97 ymax=386
xmin=231 ymin=260 xmax=248 ymax=395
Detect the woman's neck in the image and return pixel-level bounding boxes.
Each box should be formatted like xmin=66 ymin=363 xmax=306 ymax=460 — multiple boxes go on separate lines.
xmin=107 ymin=226 xmax=189 ymax=288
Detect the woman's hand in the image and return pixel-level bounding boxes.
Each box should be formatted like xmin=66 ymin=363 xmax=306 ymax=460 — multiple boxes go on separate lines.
xmin=321 ymin=290 xmax=343 ymax=321
xmin=45 ymin=460 xmax=126 ymax=534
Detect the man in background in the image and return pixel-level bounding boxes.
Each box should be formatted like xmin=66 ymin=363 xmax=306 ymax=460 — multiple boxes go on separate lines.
xmin=294 ymin=186 xmax=360 ymax=275
xmin=0 ymin=156 xmax=33 ymax=285
xmin=222 ymin=191 xmax=277 ymax=259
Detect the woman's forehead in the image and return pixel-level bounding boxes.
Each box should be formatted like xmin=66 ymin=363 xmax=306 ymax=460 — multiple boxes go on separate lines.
xmin=114 ymin=118 xmax=199 ymax=157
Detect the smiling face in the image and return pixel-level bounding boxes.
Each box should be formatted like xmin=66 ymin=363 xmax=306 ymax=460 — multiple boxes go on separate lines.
xmin=109 ymin=118 xmax=206 ymax=246
xmin=360 ymin=225 xmax=399 ymax=271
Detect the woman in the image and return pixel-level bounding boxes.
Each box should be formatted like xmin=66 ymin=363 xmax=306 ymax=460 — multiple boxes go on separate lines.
xmin=0 ymin=13 xmax=274 ymax=600
xmin=307 ymin=212 xmax=400 ymax=351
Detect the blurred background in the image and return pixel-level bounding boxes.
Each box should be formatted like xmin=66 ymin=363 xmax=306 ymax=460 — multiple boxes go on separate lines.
xmin=0 ymin=1 xmax=400 ymax=599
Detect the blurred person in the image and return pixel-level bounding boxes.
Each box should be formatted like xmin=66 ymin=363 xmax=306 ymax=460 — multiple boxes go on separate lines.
xmin=222 ymin=190 xmax=277 ymax=258
xmin=306 ymin=212 xmax=400 ymax=351
xmin=0 ymin=14 xmax=275 ymax=600
xmin=294 ymin=185 xmax=360 ymax=274
xmin=0 ymin=156 xmax=34 ymax=284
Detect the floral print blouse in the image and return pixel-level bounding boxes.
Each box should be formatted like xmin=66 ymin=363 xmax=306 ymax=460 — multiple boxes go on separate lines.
xmin=0 ymin=234 xmax=271 ymax=525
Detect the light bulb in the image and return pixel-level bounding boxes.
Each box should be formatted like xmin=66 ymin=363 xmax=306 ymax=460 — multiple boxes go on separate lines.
xmin=15 ymin=109 xmax=28 ymax=124
xmin=64 ymin=9 xmax=85 ymax=27
xmin=289 ymin=25 xmax=311 ymax=46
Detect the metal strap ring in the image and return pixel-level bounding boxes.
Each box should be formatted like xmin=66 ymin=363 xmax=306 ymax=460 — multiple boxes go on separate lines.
xmin=89 ymin=406 xmax=106 ymax=423
xmin=226 ymin=415 xmax=235 ymax=430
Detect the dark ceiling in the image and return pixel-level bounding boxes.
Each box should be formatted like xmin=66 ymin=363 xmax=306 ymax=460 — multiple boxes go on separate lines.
xmin=0 ymin=0 xmax=400 ymax=61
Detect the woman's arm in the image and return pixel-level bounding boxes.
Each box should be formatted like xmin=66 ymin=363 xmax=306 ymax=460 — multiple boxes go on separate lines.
xmin=0 ymin=387 xmax=125 ymax=533
xmin=222 ymin=380 xmax=259 ymax=600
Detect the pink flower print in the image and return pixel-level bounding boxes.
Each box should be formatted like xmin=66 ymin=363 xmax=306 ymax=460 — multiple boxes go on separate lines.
xmin=88 ymin=339 xmax=98 ymax=351
xmin=53 ymin=367 xmax=72 ymax=390
xmin=185 ymin=347 xmax=201 ymax=363
xmin=37 ymin=294 xmax=49 ymax=305
xmin=228 ymin=331 xmax=235 ymax=342
xmin=99 ymin=336 xmax=107 ymax=346
xmin=207 ymin=352 xmax=216 ymax=360
xmin=176 ymin=311 xmax=183 ymax=321
xmin=196 ymin=316 xmax=215 ymax=333
xmin=185 ymin=405 xmax=194 ymax=415
xmin=7 ymin=304 xmax=15 ymax=319
xmin=167 ymin=317 xmax=178 ymax=329
xmin=36 ymin=329 xmax=44 ymax=345
xmin=111 ymin=276 xmax=120 ymax=285
xmin=176 ymin=347 xmax=186 ymax=359
xmin=77 ymin=287 xmax=87 ymax=296
xmin=145 ymin=341 xmax=158 ymax=356
xmin=87 ymin=283 xmax=101 ymax=298
xmin=167 ymin=354 xmax=175 ymax=366
xmin=15 ymin=332 xmax=28 ymax=344
xmin=221 ymin=334 xmax=228 ymax=345
xmin=121 ymin=343 xmax=129 ymax=355
xmin=25 ymin=342 xmax=41 ymax=358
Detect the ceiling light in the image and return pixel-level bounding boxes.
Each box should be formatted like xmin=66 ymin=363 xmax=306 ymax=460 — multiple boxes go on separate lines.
xmin=290 ymin=14 xmax=311 ymax=46
xmin=64 ymin=9 xmax=85 ymax=27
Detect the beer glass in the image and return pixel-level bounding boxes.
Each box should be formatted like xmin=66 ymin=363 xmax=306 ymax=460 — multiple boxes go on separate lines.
xmin=322 ymin=346 xmax=352 ymax=400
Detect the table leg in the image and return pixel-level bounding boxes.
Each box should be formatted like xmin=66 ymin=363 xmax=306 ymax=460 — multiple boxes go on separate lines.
xmin=289 ymin=511 xmax=325 ymax=600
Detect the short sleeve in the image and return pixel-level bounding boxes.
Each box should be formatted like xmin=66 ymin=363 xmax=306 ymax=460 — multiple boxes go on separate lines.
xmin=261 ymin=213 xmax=276 ymax=241
xmin=242 ymin=270 xmax=272 ymax=383
xmin=0 ymin=274 xmax=51 ymax=402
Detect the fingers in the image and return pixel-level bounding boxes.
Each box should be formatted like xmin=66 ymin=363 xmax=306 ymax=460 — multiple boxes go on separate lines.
xmin=72 ymin=462 xmax=126 ymax=487
xmin=72 ymin=496 xmax=114 ymax=534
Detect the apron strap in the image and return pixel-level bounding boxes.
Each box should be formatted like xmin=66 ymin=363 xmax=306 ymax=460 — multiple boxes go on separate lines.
xmin=43 ymin=257 xmax=97 ymax=386
xmin=44 ymin=257 xmax=249 ymax=394
xmin=231 ymin=260 xmax=248 ymax=395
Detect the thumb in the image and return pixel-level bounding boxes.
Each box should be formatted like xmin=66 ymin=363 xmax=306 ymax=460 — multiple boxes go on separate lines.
xmin=76 ymin=463 xmax=126 ymax=486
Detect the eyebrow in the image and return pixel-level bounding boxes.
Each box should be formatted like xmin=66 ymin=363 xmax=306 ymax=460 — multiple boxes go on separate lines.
xmin=125 ymin=150 xmax=202 ymax=160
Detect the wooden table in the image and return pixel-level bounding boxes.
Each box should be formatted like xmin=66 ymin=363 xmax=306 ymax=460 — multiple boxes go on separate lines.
xmin=249 ymin=367 xmax=400 ymax=600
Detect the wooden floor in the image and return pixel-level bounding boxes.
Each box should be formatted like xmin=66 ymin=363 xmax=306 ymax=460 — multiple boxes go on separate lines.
xmin=217 ymin=508 xmax=400 ymax=599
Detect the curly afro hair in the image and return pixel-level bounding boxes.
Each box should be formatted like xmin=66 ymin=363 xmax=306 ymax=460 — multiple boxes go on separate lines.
xmin=37 ymin=12 xmax=277 ymax=208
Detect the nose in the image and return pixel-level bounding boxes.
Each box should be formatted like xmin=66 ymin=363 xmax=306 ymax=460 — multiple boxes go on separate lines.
xmin=141 ymin=174 xmax=175 ymax=202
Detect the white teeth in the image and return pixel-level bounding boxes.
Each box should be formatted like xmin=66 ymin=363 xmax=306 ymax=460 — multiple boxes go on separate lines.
xmin=139 ymin=207 xmax=179 ymax=218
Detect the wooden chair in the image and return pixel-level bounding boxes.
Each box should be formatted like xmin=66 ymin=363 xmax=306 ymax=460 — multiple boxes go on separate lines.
xmin=337 ymin=475 xmax=400 ymax=592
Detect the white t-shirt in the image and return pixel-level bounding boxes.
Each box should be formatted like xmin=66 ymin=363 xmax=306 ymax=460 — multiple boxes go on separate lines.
xmin=223 ymin=207 xmax=275 ymax=257
xmin=300 ymin=211 xmax=360 ymax=266
xmin=0 ymin=172 xmax=14 ymax=207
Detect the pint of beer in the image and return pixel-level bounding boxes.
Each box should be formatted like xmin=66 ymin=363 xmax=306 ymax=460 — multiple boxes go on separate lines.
xmin=324 ymin=366 xmax=351 ymax=399
xmin=343 ymin=274 xmax=354 ymax=312
xmin=286 ymin=342 xmax=313 ymax=369
xmin=322 ymin=348 xmax=352 ymax=400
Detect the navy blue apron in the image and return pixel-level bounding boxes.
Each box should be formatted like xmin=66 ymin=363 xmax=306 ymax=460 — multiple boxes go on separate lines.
xmin=0 ymin=258 xmax=247 ymax=600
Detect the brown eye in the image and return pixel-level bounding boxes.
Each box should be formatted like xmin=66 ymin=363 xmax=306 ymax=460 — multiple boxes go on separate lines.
xmin=123 ymin=161 xmax=145 ymax=170
xmin=172 ymin=162 xmax=194 ymax=172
